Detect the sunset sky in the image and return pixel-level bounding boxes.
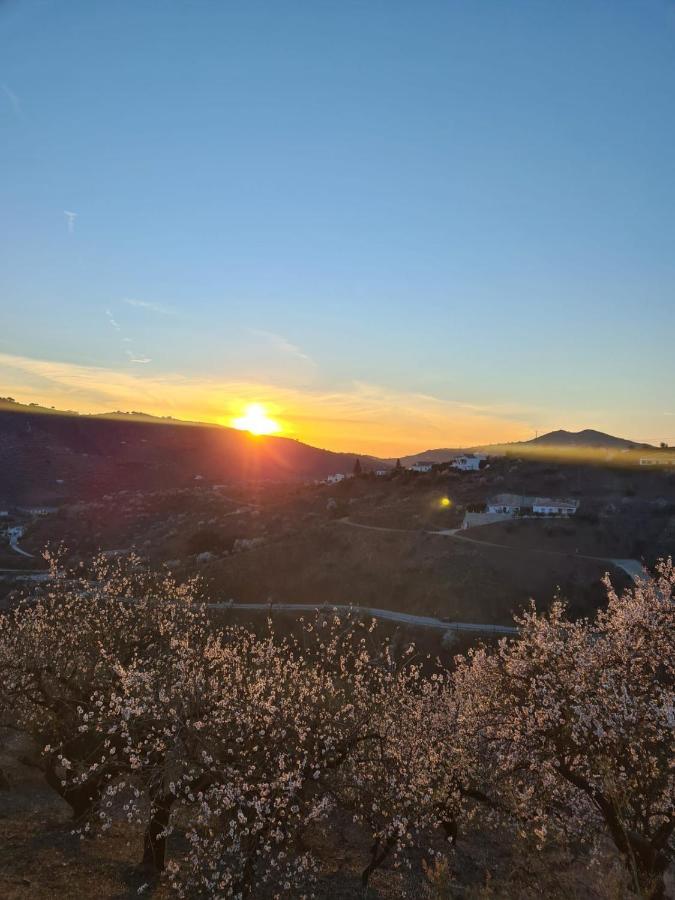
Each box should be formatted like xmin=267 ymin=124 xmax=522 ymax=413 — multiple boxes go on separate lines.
xmin=2 ymin=1 xmax=675 ymax=455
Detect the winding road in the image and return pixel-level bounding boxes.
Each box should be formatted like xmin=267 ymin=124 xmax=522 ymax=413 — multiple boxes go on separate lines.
xmin=336 ymin=518 xmax=646 ymax=581
xmin=208 ymin=600 xmax=519 ymax=636
xmin=1 ymin=511 xmax=645 ymax=633
xmin=7 ymin=526 xmax=34 ymax=559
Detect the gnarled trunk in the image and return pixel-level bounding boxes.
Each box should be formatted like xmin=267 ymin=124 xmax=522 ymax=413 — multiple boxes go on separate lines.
xmin=142 ymin=791 xmax=174 ymax=872
xmin=44 ymin=758 xmax=104 ymax=821
xmin=361 ymin=835 xmax=396 ymax=888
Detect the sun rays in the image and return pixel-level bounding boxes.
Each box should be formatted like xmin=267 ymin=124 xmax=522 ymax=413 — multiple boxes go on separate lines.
xmin=231 ymin=403 xmax=281 ymax=436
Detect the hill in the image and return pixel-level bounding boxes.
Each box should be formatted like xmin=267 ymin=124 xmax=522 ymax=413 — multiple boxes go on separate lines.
xmin=525 ymin=428 xmax=648 ymax=450
xmin=0 ymin=399 xmax=383 ymax=505
xmin=399 ymin=428 xmax=651 ymax=466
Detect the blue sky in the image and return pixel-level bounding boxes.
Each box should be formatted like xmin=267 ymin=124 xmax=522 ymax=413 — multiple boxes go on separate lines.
xmin=1 ymin=0 xmax=674 ymax=453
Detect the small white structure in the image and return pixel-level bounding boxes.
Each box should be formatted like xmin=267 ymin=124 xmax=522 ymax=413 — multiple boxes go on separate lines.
xmin=325 ymin=473 xmax=346 ymax=484
xmin=410 ymin=462 xmax=435 ymax=473
xmin=486 ymin=494 xmax=533 ymax=515
xmin=451 ymin=454 xmax=486 ymax=472
xmin=640 ymin=456 xmax=675 ymax=466
xmin=375 ymin=469 xmax=389 ymax=477
xmin=532 ymin=498 xmax=579 ymax=516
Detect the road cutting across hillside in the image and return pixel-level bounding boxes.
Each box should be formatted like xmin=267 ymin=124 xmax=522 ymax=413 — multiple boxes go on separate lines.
xmin=336 ymin=517 xmax=645 ymax=581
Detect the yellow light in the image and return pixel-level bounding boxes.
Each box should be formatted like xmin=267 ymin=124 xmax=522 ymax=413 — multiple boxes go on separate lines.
xmin=440 ymin=497 xmax=452 ymax=508
xmin=231 ymin=403 xmax=281 ymax=436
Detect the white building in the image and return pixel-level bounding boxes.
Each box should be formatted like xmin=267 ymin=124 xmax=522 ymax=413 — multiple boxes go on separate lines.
xmin=410 ymin=461 xmax=435 ymax=473
xmin=451 ymin=454 xmax=486 ymax=472
xmin=486 ymin=494 xmax=532 ymax=515
xmin=486 ymin=494 xmax=579 ymax=517
xmin=325 ymin=473 xmax=346 ymax=484
xmin=532 ymin=498 xmax=579 ymax=516
xmin=640 ymin=456 xmax=675 ymax=466
xmin=375 ymin=469 xmax=389 ymax=477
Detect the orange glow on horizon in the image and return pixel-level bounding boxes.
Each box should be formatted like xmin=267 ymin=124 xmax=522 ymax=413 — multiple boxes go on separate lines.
xmin=0 ymin=351 xmax=573 ymax=455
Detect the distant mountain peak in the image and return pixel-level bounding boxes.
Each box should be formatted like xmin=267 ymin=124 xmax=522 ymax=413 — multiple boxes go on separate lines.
xmin=526 ymin=429 xmax=647 ymax=449
xmin=399 ymin=427 xmax=651 ymax=466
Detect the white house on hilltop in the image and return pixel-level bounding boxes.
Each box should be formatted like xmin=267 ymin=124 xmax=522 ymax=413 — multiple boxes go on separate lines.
xmin=532 ymin=498 xmax=579 ymax=516
xmin=325 ymin=473 xmax=346 ymax=484
xmin=451 ymin=454 xmax=486 ymax=472
xmin=487 ymin=494 xmax=532 ymax=515
xmin=486 ymin=494 xmax=579 ymax=517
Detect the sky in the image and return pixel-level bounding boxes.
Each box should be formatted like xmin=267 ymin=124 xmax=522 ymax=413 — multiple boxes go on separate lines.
xmin=1 ymin=0 xmax=675 ymax=455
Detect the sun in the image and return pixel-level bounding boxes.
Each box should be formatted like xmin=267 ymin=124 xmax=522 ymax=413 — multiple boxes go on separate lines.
xmin=231 ymin=403 xmax=281 ymax=436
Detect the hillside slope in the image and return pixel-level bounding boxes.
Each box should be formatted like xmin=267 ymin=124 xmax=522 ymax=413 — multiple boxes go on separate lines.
xmin=0 ymin=400 xmax=383 ymax=505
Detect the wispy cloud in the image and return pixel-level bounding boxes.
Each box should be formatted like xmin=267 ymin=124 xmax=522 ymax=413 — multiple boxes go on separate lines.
xmin=125 ymin=350 xmax=152 ymax=364
xmin=123 ymin=298 xmax=176 ymax=316
xmin=105 ymin=309 xmax=121 ymax=332
xmin=249 ymin=329 xmax=313 ymax=364
xmin=1 ymin=83 xmax=21 ymax=117
xmin=106 ymin=306 xmax=153 ymax=364
xmin=64 ymin=210 xmax=77 ymax=234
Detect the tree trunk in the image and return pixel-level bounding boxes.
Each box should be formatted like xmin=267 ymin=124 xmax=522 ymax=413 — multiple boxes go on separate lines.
xmin=631 ymin=850 xmax=668 ymax=900
xmin=141 ymin=791 xmax=174 ymax=872
xmin=441 ymin=818 xmax=458 ymax=845
xmin=361 ymin=836 xmax=395 ymax=888
xmin=44 ymin=759 xmax=103 ymax=821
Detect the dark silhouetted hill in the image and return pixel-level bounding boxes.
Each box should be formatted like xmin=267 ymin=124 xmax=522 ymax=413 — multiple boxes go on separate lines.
xmin=0 ymin=399 xmax=383 ymax=505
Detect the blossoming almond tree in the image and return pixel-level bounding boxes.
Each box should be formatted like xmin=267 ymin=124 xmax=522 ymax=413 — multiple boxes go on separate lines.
xmin=3 ymin=551 xmax=673 ymax=897
xmin=0 ymin=551 xmax=209 ymax=832
xmin=330 ymin=649 xmax=456 ymax=887
xmin=59 ymin=611 xmax=417 ymax=896
xmin=453 ymin=560 xmax=674 ymax=899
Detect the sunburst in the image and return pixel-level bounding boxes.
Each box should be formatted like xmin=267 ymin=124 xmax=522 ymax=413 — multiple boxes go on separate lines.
xmin=231 ymin=403 xmax=281 ymax=436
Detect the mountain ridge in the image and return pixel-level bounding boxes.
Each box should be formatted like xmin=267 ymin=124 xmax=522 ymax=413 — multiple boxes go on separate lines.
xmin=0 ymin=400 xmax=654 ymax=501
xmin=396 ymin=428 xmax=652 ymax=466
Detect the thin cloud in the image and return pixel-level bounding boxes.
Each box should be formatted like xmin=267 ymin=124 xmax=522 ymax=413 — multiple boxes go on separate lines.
xmin=1 ymin=83 xmax=21 ymax=116
xmin=123 ymin=298 xmax=176 ymax=316
xmin=125 ymin=349 xmax=152 ymax=364
xmin=64 ymin=210 xmax=77 ymax=234
xmin=250 ymin=329 xmax=313 ymax=364
xmin=105 ymin=309 xmax=121 ymax=332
